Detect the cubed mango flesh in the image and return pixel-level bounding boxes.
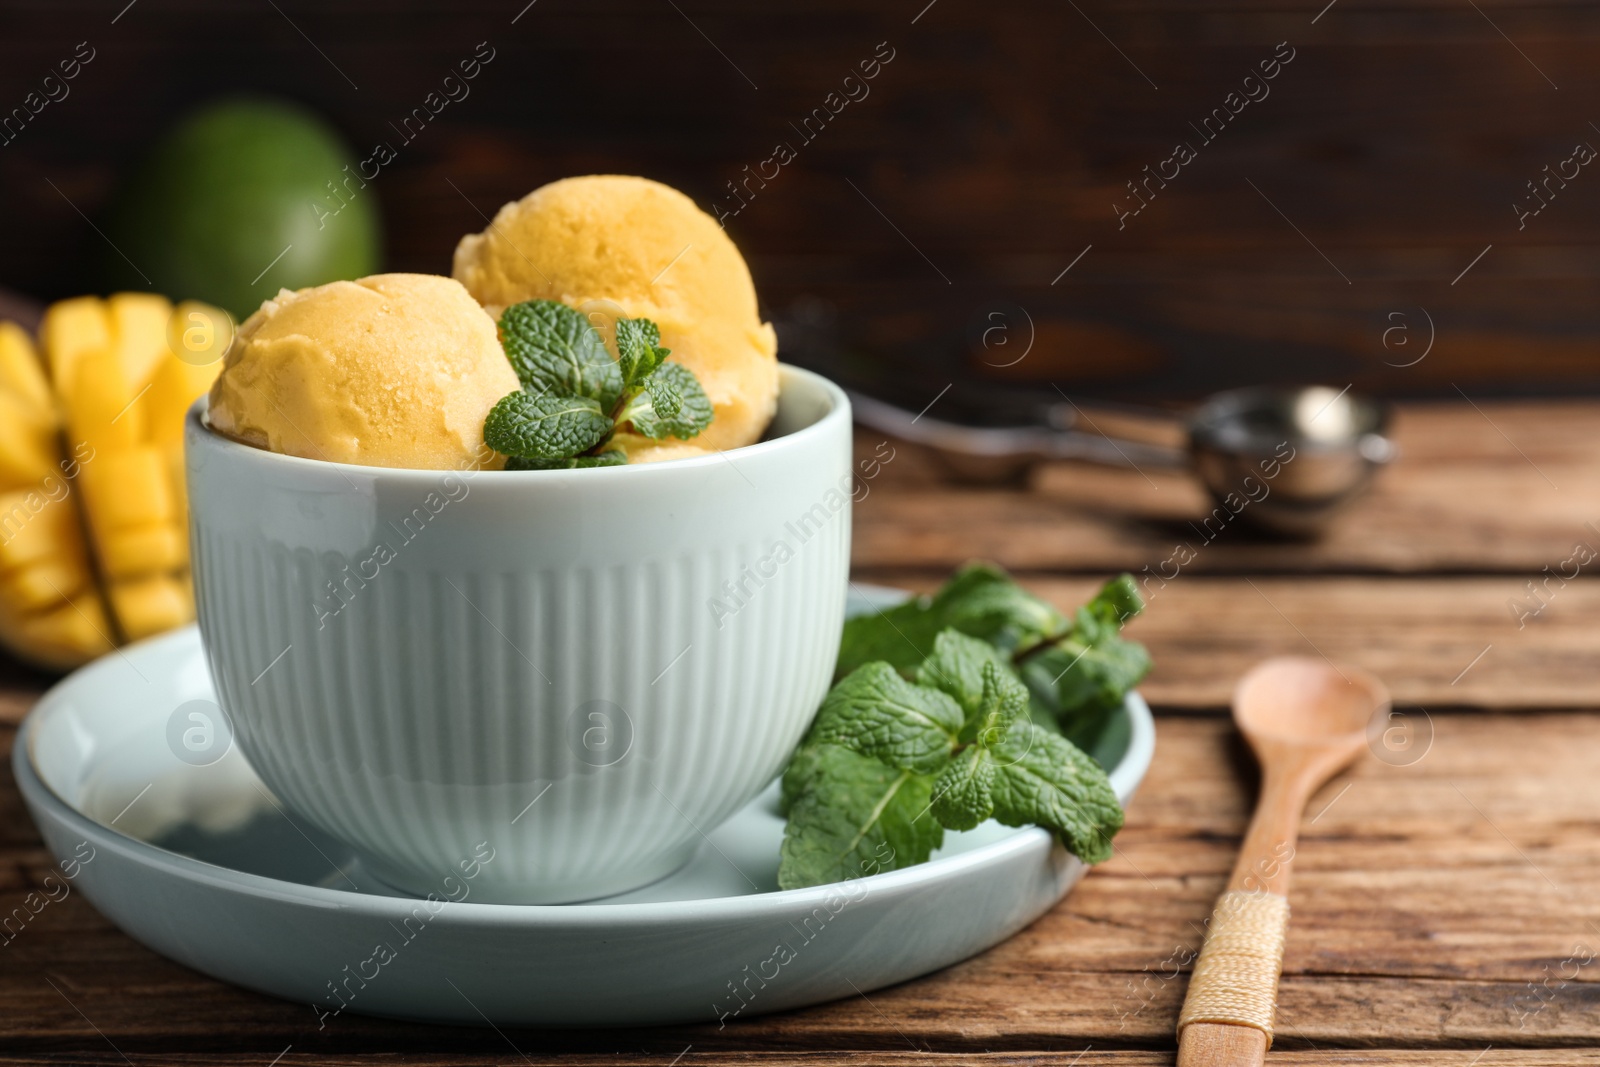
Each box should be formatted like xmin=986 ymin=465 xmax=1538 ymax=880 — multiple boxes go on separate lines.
xmin=0 ymin=294 xmax=224 ymax=666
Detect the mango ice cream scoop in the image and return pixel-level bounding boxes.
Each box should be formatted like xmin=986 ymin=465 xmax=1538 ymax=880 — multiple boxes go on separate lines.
xmin=451 ymin=175 xmax=780 ymax=454
xmin=207 ymin=273 xmax=519 ymax=470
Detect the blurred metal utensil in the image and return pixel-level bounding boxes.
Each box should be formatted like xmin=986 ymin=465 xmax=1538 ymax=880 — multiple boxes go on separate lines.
xmin=1188 ymin=386 xmax=1395 ymax=536
xmin=848 ymin=384 xmax=1395 ymax=537
xmin=847 ymin=390 xmax=1187 ymax=480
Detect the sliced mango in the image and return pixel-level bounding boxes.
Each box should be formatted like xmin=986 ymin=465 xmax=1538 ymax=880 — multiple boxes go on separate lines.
xmin=144 ymin=353 xmax=220 ymax=448
xmin=0 ymin=322 xmax=52 ymax=412
xmin=82 ymin=446 xmax=175 ymax=531
xmin=40 ymin=297 xmax=111 ymax=395
xmin=99 ymin=525 xmax=186 ymax=579
xmin=8 ymin=593 xmax=117 ymax=665
xmin=107 ymin=575 xmax=190 ymax=641
xmin=6 ymin=559 xmax=92 ymax=612
xmin=0 ymin=395 xmax=60 ymax=491
xmin=65 ymin=347 xmax=144 ymax=454
xmin=107 ymin=293 xmax=172 ymax=391
xmin=0 ymin=490 xmax=83 ymax=573
xmin=0 ymin=294 xmax=225 ymax=667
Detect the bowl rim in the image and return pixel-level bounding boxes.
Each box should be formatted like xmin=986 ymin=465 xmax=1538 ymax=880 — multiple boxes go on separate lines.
xmin=187 ymin=362 xmax=851 ymax=481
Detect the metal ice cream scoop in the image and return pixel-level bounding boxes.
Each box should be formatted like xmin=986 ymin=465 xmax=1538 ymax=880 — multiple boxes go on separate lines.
xmin=848 ymin=384 xmax=1395 ymax=537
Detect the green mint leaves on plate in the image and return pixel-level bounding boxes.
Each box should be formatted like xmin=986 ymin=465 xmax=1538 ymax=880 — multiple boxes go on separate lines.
xmin=778 ymin=564 xmax=1150 ymax=890
xmin=484 ymin=299 xmax=714 ymax=465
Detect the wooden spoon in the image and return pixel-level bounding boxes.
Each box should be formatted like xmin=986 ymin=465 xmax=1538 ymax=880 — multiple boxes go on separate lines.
xmin=1176 ymin=655 xmax=1390 ymax=1067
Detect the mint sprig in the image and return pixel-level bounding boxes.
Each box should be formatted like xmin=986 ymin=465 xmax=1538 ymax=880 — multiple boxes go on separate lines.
xmin=484 ymin=300 xmax=714 ymax=465
xmin=777 ymin=565 xmax=1146 ymax=890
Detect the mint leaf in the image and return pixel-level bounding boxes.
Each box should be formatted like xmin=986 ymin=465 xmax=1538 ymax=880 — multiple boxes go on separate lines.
xmin=806 ymin=662 xmax=962 ymax=775
xmin=917 ymin=629 xmax=1014 ymax=720
xmin=988 ymin=722 xmax=1124 ymax=863
xmin=930 ymin=745 xmax=995 ymax=831
xmin=778 ymin=744 xmax=943 ymax=889
xmin=644 ymin=366 xmax=684 ymax=421
xmin=967 ymin=661 xmax=1027 ymax=747
xmin=837 ymin=563 xmax=1064 ymax=679
xmin=837 ymin=599 xmax=947 ymax=681
xmin=1020 ymin=575 xmax=1150 ymax=724
xmin=615 ymin=316 xmax=668 ymax=387
xmin=778 ymin=742 xmax=823 ymax=816
xmin=1022 ymin=638 xmax=1151 ymax=722
xmin=933 ymin=563 xmax=1065 ymax=654
xmin=1083 ymin=572 xmax=1143 ymax=628
xmin=626 ymin=362 xmax=713 ymax=441
xmin=498 ymin=300 xmax=623 ymax=410
xmin=484 ymin=391 xmax=612 ymax=460
xmin=931 ymin=663 xmax=1024 ymax=830
xmin=505 ymin=450 xmax=626 ymax=471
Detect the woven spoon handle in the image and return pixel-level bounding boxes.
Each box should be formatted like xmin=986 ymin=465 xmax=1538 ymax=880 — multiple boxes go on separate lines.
xmin=1176 ymin=765 xmax=1308 ymax=1067
xmin=1175 ymin=892 xmax=1290 ymax=1066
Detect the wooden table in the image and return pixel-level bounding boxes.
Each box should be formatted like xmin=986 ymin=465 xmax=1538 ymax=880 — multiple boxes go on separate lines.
xmin=4 ymin=400 xmax=1599 ymax=1066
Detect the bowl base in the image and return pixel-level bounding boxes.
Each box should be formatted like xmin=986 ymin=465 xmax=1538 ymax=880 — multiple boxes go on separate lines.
xmin=358 ymin=842 xmax=703 ymax=905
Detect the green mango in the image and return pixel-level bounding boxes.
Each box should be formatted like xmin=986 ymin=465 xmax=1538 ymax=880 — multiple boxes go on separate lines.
xmin=102 ymin=97 xmax=380 ymax=321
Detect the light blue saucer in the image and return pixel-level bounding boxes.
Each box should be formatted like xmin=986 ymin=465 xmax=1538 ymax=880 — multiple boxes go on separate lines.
xmin=15 ymin=587 xmax=1153 ymax=1027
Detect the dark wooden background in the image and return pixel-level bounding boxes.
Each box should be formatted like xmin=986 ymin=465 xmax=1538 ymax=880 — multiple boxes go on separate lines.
xmin=2 ymin=0 xmax=1599 ymax=406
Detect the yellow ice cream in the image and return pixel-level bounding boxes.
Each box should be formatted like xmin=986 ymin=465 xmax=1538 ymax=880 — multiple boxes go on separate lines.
xmin=208 ymin=274 xmax=520 ymax=470
xmin=452 ymin=175 xmax=779 ymax=454
xmin=608 ymin=433 xmax=711 ymax=465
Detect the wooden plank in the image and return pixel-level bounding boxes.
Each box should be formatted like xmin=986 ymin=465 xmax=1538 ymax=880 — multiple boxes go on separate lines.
xmin=846 ymin=574 xmax=1600 ymax=710
xmin=5 ymin=714 xmax=1599 ymax=1055
xmin=854 ymin=402 xmax=1600 ymax=575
